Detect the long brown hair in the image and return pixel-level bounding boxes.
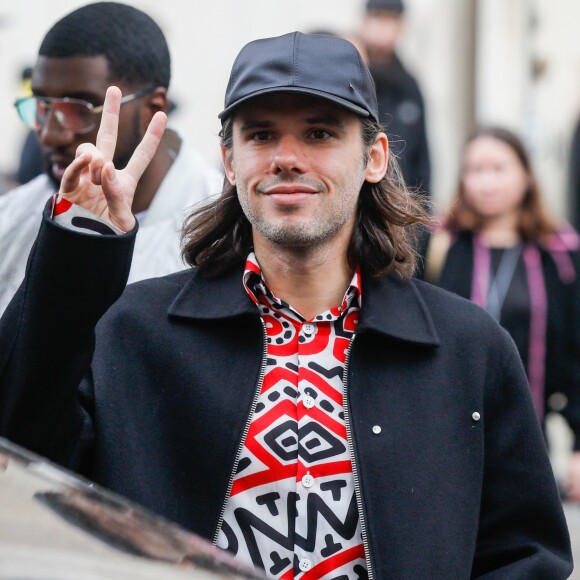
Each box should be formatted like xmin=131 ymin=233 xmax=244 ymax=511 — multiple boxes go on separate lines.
xmin=445 ymin=127 xmax=557 ymax=240
xmin=180 ymin=116 xmax=429 ymax=280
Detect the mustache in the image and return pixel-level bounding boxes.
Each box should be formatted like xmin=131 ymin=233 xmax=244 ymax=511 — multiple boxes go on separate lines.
xmin=255 ymin=177 xmax=327 ymax=194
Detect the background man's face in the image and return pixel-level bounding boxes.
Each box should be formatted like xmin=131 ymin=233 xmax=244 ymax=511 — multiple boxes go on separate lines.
xmin=223 ymin=94 xmax=370 ymax=250
xmin=360 ymin=11 xmax=403 ymax=62
xmin=31 ymin=55 xmax=144 ymax=189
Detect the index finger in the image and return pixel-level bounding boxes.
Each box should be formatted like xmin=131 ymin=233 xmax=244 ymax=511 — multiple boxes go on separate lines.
xmin=124 ymin=111 xmax=167 ymax=182
xmin=95 ymin=86 xmax=122 ymax=161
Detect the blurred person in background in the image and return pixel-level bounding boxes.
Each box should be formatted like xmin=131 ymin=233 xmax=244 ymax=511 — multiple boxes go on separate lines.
xmin=0 ymin=1 xmax=221 ymax=316
xmin=15 ymin=66 xmax=44 ymax=185
xmin=359 ymin=0 xmax=430 ymax=199
xmin=419 ymin=127 xmax=580 ymax=498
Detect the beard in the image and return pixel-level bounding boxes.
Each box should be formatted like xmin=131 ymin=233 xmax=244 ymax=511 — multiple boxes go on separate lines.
xmin=237 ymin=168 xmax=365 ymax=248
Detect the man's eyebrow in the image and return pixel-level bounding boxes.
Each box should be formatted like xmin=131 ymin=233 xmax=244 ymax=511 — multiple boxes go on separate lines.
xmin=31 ymin=90 xmax=102 ymax=104
xmin=305 ymin=115 xmax=346 ymax=128
xmin=239 ymin=119 xmax=274 ymax=131
xmin=239 ymin=115 xmax=347 ymax=131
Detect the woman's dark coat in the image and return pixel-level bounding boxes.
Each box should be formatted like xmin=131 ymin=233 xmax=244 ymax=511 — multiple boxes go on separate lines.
xmin=420 ymin=230 xmax=580 ymax=449
xmin=0 ymin=213 xmax=572 ymax=578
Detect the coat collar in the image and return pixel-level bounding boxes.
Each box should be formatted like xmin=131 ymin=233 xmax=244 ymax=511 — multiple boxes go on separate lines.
xmin=168 ymin=266 xmax=440 ymax=347
xmin=358 ymin=273 xmax=440 ymax=347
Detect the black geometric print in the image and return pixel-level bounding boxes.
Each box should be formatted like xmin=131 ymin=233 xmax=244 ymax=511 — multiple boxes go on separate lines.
xmin=308 ymin=361 xmax=344 ymax=380
xmin=298 ymin=423 xmax=346 ymax=463
xmin=236 ymin=457 xmax=252 ymax=473
xmin=257 ymin=492 xmax=281 ymax=516
xmin=263 ymin=420 xmax=298 ymax=462
xmin=321 ymin=534 xmax=343 ymax=557
xmin=321 ymin=480 xmax=347 ymax=502
xmin=235 ymin=492 xmax=359 ymax=570
xmin=270 ymin=551 xmax=291 ymax=576
xmin=71 ymin=216 xmax=117 ymax=235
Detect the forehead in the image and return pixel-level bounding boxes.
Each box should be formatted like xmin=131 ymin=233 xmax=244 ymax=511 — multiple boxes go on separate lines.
xmin=231 ymin=93 xmax=361 ymax=127
xmin=31 ymin=55 xmax=112 ymax=98
xmin=464 ymin=136 xmax=521 ymax=163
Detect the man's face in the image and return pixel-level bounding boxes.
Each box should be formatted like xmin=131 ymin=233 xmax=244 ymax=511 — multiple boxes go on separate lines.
xmin=223 ymin=94 xmax=375 ymax=250
xmin=31 ymin=55 xmax=144 ymax=188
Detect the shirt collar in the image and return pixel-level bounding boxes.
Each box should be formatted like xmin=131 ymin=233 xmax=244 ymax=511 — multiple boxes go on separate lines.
xmin=242 ymin=252 xmax=362 ymax=320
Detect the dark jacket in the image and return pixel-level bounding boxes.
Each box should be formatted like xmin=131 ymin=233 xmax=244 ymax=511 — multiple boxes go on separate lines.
xmin=370 ymin=54 xmax=431 ymax=198
xmin=419 ymin=230 xmax=580 ymax=449
xmin=0 ymin=212 xmax=572 ymax=578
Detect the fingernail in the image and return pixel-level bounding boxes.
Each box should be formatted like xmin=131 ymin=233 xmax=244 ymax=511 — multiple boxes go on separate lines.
xmin=95 ymin=169 xmax=102 ymax=183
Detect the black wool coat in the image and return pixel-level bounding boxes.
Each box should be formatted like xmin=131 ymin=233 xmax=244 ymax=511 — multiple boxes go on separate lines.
xmin=0 ymin=213 xmax=573 ymax=579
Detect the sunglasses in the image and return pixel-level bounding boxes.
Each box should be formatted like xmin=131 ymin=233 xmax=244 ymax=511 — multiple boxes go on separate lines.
xmin=14 ymin=87 xmax=152 ymax=135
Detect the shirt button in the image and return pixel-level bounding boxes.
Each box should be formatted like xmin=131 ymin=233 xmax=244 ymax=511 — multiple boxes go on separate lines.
xmin=303 ymin=396 xmax=315 ymax=409
xmin=303 ymin=323 xmax=316 ymax=335
xmin=301 ymin=473 xmax=315 ymax=488
xmin=299 ymin=558 xmax=312 ymax=572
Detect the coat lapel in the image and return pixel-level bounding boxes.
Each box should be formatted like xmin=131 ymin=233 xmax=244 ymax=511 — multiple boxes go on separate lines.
xmin=359 ymin=274 xmax=440 ymax=347
xmin=167 ymin=265 xmax=257 ymax=320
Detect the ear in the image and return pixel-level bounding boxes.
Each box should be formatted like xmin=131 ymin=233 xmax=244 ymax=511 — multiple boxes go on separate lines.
xmin=221 ymin=144 xmax=236 ymax=185
xmin=364 ymin=132 xmax=389 ymax=183
xmin=139 ymin=87 xmax=169 ymax=132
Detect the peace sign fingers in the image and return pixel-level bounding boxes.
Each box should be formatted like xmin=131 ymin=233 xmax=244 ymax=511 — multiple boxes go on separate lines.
xmin=95 ymin=86 xmax=122 ymax=162
xmin=124 ymin=110 xmax=167 ymax=184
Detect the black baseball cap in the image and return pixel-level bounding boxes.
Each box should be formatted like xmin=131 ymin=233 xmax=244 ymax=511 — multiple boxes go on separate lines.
xmin=218 ymin=31 xmax=379 ymax=123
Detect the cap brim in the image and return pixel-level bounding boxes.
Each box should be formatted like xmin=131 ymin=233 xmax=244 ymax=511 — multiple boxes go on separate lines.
xmin=218 ymin=86 xmax=371 ymax=120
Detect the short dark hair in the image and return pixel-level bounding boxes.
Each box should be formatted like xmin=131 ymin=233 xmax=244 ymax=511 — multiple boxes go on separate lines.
xmin=38 ymin=2 xmax=170 ymax=89
xmin=181 ymin=116 xmax=429 ymax=280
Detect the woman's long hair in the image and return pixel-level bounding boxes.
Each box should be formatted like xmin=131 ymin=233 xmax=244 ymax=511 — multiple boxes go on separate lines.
xmin=445 ymin=127 xmax=557 ymax=241
xmin=181 ymin=116 xmax=430 ymax=280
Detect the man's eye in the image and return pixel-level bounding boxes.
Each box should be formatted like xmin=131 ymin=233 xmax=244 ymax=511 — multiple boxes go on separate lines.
xmin=252 ymin=132 xmax=271 ymax=142
xmin=311 ymin=129 xmax=331 ymax=140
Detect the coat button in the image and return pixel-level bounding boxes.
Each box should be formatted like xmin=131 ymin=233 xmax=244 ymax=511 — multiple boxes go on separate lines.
xmin=303 ymin=396 xmax=315 ymax=409
xmin=372 ymin=425 xmax=382 ymax=435
xmin=303 ymin=323 xmax=316 ymax=335
xmin=301 ymin=473 xmax=315 ymax=488
xmin=472 ymin=412 xmax=481 ymax=421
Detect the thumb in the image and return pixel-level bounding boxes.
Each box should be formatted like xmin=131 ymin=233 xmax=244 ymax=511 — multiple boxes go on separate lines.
xmin=102 ymin=162 xmax=136 ymax=232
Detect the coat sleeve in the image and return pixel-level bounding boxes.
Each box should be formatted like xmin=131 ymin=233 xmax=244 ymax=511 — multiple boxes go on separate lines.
xmin=472 ymin=329 xmax=573 ymax=578
xmin=0 ymin=205 xmax=136 ymax=467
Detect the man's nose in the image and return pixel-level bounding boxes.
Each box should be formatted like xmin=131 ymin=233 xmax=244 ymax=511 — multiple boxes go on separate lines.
xmin=270 ymin=134 xmax=307 ymax=175
xmin=37 ymin=110 xmax=75 ymax=147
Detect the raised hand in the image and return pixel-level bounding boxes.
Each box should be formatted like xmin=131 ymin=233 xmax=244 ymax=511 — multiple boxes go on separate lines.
xmin=58 ymin=86 xmax=167 ymax=232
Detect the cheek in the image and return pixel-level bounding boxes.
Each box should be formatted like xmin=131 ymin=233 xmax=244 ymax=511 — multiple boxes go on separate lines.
xmin=507 ymin=173 xmax=529 ymax=202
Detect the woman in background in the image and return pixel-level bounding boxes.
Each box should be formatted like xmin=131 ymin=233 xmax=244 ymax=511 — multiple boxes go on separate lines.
xmin=420 ymin=127 xmax=580 ymax=498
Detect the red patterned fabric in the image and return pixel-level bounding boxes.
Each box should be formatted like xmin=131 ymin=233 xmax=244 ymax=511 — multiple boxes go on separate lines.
xmin=216 ymin=254 xmax=367 ymax=579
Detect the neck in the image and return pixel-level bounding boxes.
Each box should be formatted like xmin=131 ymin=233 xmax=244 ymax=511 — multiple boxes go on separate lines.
xmin=253 ymin=233 xmax=354 ymax=321
xmin=479 ymin=211 xmax=521 ymax=248
xmin=131 ymin=128 xmax=181 ymax=214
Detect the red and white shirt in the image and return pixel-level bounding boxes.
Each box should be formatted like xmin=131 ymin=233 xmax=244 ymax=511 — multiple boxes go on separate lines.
xmin=216 ymin=253 xmax=367 ymax=579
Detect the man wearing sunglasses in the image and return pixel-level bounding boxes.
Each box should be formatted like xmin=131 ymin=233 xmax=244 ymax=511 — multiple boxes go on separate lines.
xmin=0 ymin=2 xmax=221 ymax=315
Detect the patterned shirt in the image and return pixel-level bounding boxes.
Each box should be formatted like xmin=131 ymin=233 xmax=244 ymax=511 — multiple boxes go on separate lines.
xmin=216 ymin=253 xmax=367 ymax=579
